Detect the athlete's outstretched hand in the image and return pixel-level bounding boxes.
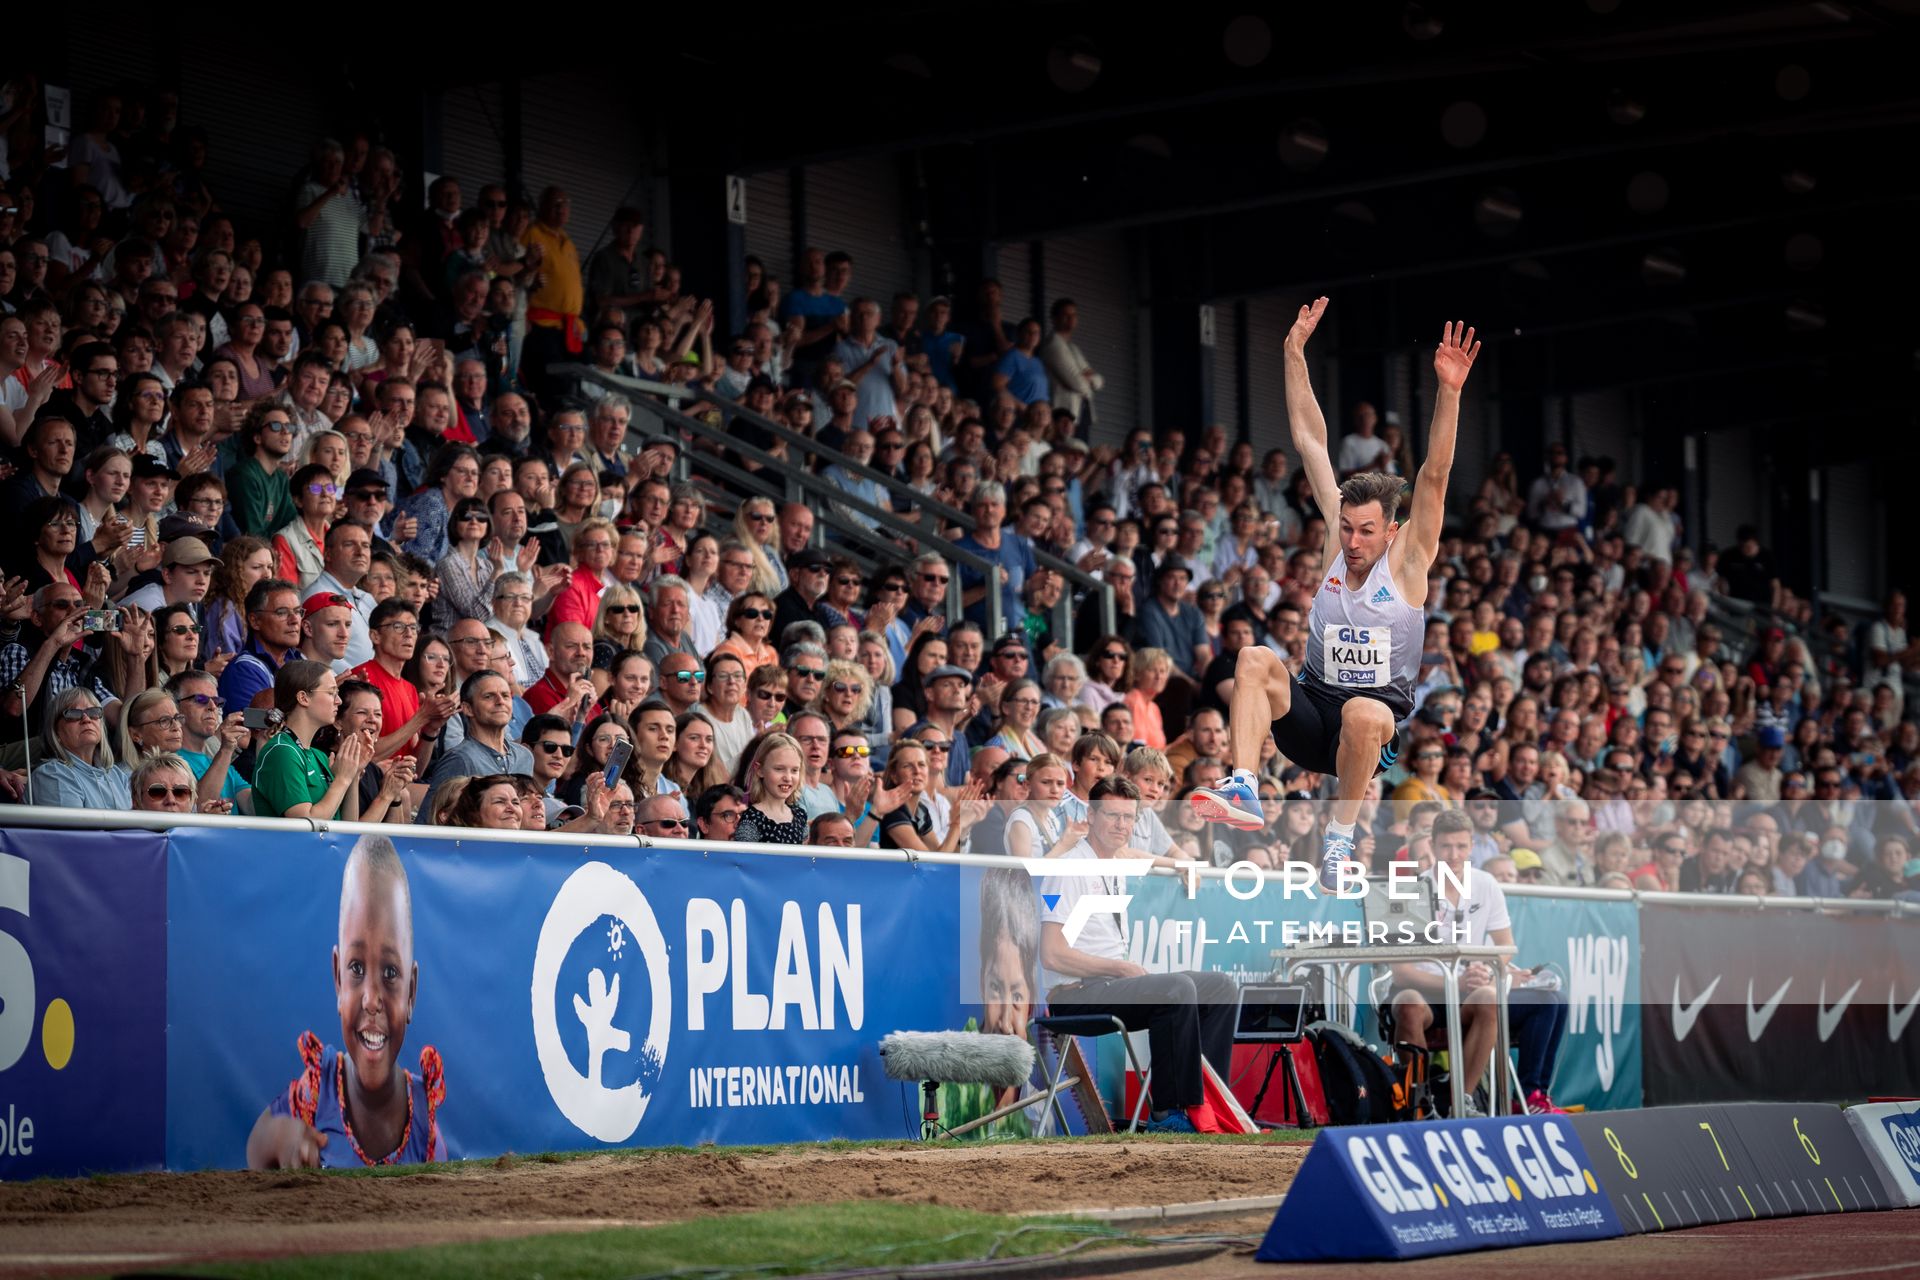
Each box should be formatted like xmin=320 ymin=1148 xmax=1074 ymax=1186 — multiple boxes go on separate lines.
xmin=1434 ymin=320 xmax=1481 ymax=391
xmin=1285 ymin=296 xmax=1329 ymax=353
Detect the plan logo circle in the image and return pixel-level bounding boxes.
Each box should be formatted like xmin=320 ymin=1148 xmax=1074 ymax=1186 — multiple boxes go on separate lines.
xmin=530 ymin=861 xmax=672 ymax=1142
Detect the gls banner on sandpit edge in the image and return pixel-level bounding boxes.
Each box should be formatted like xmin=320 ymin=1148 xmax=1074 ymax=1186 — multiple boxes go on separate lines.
xmin=161 ymin=827 xmax=966 ymax=1171
xmin=1256 ymin=1114 xmax=1622 ymax=1261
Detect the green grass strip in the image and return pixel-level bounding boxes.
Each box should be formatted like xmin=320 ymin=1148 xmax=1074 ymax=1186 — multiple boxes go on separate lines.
xmin=188 ymin=1201 xmax=1127 ymax=1280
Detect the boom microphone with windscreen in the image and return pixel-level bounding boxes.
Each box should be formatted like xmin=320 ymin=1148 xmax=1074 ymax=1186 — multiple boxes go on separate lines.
xmin=879 ymin=1031 xmax=1037 ymax=1140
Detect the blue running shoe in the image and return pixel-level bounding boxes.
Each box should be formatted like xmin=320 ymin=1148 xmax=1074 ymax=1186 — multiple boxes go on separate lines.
xmin=1143 ymin=1111 xmax=1196 ymax=1134
xmin=1319 ymin=829 xmax=1358 ymax=893
xmin=1187 ymin=770 xmax=1265 ymax=831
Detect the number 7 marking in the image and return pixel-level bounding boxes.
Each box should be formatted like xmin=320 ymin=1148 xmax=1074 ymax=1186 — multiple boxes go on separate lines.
xmin=1699 ymin=1121 xmax=1729 ymax=1171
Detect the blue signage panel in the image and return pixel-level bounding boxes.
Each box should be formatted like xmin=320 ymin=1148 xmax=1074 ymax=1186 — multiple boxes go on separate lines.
xmin=0 ymin=830 xmax=168 ymax=1178
xmin=1257 ymin=1115 xmax=1623 ymax=1262
xmin=165 ymin=828 xmax=965 ymax=1169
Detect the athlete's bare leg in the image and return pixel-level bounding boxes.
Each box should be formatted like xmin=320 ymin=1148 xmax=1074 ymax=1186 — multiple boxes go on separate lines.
xmin=1228 ymin=645 xmax=1291 ymax=773
xmin=1332 ymin=696 xmax=1396 ymax=828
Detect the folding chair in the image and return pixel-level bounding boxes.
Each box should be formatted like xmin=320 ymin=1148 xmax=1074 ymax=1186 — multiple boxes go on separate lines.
xmin=1029 ymin=1013 xmax=1152 ymax=1136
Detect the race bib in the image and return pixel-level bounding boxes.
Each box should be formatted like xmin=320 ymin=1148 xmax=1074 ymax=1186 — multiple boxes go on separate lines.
xmin=1321 ymin=624 xmax=1389 ymax=689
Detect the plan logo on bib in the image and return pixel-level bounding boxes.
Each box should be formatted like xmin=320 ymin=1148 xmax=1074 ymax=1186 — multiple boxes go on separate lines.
xmin=530 ymin=862 xmax=673 ymax=1143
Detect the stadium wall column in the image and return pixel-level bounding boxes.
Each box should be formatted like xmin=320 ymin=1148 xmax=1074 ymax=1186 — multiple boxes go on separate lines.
xmin=1145 ymin=226 xmax=1209 ymax=433
xmin=671 ymin=163 xmax=748 ymax=340
xmin=919 ymin=143 xmax=998 ymax=320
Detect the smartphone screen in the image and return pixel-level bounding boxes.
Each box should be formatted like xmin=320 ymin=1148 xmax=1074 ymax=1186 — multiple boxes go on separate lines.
xmin=603 ymin=739 xmax=633 ymax=788
xmin=242 ymin=707 xmax=275 ymax=731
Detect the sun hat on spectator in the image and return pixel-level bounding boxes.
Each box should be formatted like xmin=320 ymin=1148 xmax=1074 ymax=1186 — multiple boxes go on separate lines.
xmin=131 ymin=455 xmax=179 ymax=481
xmin=1153 ymin=554 xmax=1193 ymax=582
xmin=345 ymin=468 xmax=389 ymax=495
xmin=1756 ymin=725 xmax=1786 ymax=750
xmin=302 ymin=591 xmax=352 ymax=618
xmin=1510 ymin=848 xmax=1543 ymax=871
xmin=928 ymin=664 xmax=975 ymax=686
xmin=162 ymin=537 xmax=217 ymax=567
xmin=787 ymin=547 xmax=832 ymax=571
xmin=991 ymin=632 xmax=1028 ymax=655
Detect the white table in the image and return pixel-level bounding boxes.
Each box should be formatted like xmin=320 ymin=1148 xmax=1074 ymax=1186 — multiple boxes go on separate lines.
xmin=1272 ymin=942 xmax=1517 ymax=1122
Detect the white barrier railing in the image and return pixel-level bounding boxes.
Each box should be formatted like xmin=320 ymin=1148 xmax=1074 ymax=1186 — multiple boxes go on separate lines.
xmin=6 ymin=804 xmax=1915 ymax=918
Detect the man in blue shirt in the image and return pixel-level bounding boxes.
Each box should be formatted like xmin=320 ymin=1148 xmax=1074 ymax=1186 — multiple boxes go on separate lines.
xmin=780 ymin=248 xmax=851 ymax=382
xmin=954 ymin=482 xmax=1032 ymax=633
xmin=994 ymin=318 xmax=1051 ymax=408
xmin=1132 ymin=556 xmax=1213 ymax=680
xmin=914 ymin=296 xmax=966 ymax=391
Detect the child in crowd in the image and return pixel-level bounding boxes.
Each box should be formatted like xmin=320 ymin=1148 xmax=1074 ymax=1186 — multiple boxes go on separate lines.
xmin=733 ymin=731 xmax=808 ymax=844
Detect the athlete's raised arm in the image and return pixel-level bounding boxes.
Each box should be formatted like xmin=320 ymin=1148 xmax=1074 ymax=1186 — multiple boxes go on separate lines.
xmin=1393 ymin=320 xmax=1480 ymax=593
xmin=1284 ymin=297 xmax=1342 ymax=522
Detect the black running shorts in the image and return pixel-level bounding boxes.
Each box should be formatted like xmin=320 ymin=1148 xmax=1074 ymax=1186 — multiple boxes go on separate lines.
xmin=1270 ymin=676 xmax=1408 ymax=778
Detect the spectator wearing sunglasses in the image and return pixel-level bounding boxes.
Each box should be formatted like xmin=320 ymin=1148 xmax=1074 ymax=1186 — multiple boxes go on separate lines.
xmin=131 ymin=752 xmax=220 ymax=815
xmin=31 ymin=688 xmax=131 ymax=810
xmin=656 ymin=653 xmax=707 ymax=717
xmin=517 ymin=714 xmax=577 ymax=824
xmin=168 ymin=670 xmax=252 ymax=808
xmin=436 ymin=496 xmax=499 ymax=621
xmin=635 ymin=792 xmax=691 ymax=840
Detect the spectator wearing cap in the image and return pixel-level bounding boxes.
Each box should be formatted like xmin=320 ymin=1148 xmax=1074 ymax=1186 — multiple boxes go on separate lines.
xmin=1735 ymin=723 xmax=1787 ymax=802
xmin=298 ymin=591 xmax=355 ymax=674
xmin=584 ymin=207 xmax=652 ymax=320
xmin=1133 ymin=555 xmax=1211 ymax=681
xmin=1508 ymin=847 xmax=1547 ymax=885
xmin=120 ymin=535 xmax=216 ymax=617
xmin=915 ymin=663 xmax=978 ymax=788
xmin=1464 ymin=786 xmax=1505 ymax=867
xmin=303 ymin=519 xmax=376 ymax=667
xmin=832 ymin=298 xmax=907 ymax=432
xmin=772 ymin=547 xmax=836 ymax=641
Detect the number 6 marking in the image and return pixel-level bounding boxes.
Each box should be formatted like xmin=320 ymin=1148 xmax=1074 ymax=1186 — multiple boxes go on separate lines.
xmin=1795 ymin=1117 xmax=1821 ymax=1166
xmin=1699 ymin=1121 xmax=1729 ymax=1171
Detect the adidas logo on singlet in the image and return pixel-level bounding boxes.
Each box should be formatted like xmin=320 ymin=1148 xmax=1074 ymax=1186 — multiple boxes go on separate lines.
xmin=1371 ymin=585 xmax=1393 ymax=604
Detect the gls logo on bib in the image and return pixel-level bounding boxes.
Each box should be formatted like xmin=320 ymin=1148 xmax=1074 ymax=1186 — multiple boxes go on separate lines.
xmin=1324 ymin=624 xmax=1388 ymax=687
xmin=531 ymin=862 xmax=673 ymax=1143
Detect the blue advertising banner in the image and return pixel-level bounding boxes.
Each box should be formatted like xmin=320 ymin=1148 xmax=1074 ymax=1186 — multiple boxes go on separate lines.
xmin=165 ymin=828 xmax=965 ymax=1170
xmin=1256 ymin=1114 xmax=1623 ymax=1261
xmin=1508 ymin=895 xmax=1641 ymax=1112
xmin=0 ymin=829 xmax=168 ymax=1178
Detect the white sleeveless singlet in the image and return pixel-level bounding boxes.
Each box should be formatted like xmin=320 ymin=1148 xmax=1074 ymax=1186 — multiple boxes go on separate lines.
xmin=1302 ymin=554 xmax=1423 ymax=717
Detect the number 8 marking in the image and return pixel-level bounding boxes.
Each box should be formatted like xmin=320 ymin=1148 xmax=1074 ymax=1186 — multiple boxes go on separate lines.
xmin=1604 ymin=1126 xmax=1638 ymax=1179
xmin=1795 ymin=1117 xmax=1821 ymax=1166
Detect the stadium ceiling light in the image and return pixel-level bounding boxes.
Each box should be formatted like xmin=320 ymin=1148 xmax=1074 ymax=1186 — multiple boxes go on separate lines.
xmin=1641 ymin=249 xmax=1686 ymax=285
xmin=1402 ymin=2 xmax=1445 ymax=40
xmin=1785 ymin=300 xmax=1826 ymax=331
xmin=1475 ymin=190 xmax=1524 ymax=237
xmin=1607 ymin=89 xmax=1646 ymax=126
xmin=1278 ymin=120 xmax=1330 ymax=171
xmin=1127 ymin=133 xmax=1174 ymax=160
xmin=1048 ymin=39 xmax=1103 ymax=93
xmin=1223 ymin=15 xmax=1273 ymax=68
xmin=1782 ymin=168 xmax=1817 ymax=194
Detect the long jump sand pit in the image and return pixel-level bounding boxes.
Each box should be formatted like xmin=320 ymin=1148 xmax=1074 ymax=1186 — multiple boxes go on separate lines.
xmin=0 ymin=1136 xmax=1308 ymax=1274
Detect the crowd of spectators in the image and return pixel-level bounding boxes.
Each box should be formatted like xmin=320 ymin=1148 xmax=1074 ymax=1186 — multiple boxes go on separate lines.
xmin=0 ymin=79 xmax=1915 ymax=902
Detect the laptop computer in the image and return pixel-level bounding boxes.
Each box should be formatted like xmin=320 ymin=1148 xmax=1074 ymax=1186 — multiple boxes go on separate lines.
xmin=1235 ymin=982 xmax=1310 ymax=1042
xmin=1360 ymin=874 xmax=1439 ymax=943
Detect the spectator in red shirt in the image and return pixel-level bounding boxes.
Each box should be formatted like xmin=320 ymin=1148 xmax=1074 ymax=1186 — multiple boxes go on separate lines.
xmin=543 ymin=517 xmax=618 ymax=638
xmin=349 ymin=598 xmax=455 ymax=764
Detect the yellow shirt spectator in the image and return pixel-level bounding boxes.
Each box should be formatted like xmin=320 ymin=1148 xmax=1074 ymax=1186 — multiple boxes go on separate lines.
xmin=522 ymin=215 xmax=583 ymax=326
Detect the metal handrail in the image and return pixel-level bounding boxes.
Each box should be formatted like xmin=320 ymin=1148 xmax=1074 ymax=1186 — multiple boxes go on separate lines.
xmin=633 ymin=386 xmax=1010 ymax=637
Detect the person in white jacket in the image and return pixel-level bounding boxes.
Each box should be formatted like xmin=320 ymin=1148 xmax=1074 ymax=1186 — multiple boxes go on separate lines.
xmin=1041 ymin=299 xmax=1102 ymax=431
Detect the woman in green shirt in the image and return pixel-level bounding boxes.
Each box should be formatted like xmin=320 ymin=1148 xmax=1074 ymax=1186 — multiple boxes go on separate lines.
xmin=253 ymin=659 xmax=372 ymax=820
